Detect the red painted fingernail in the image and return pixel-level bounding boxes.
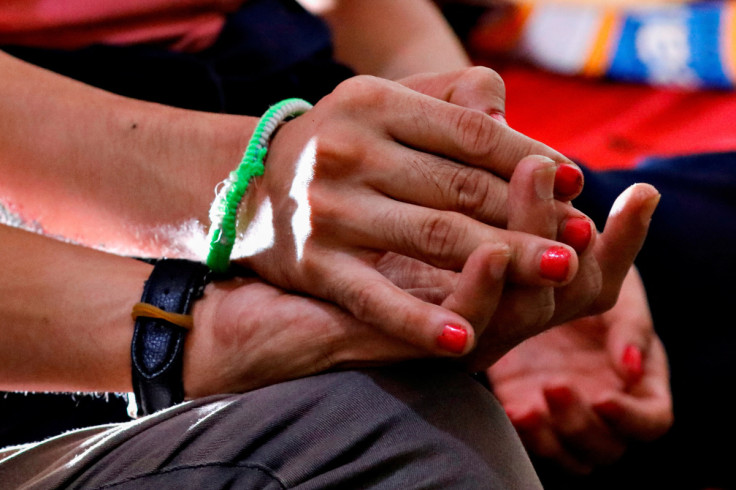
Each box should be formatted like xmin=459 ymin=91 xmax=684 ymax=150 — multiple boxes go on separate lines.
xmin=545 ymin=386 xmax=574 ymax=407
xmin=560 ymin=218 xmax=592 ymax=254
xmin=594 ymin=400 xmax=624 ymax=420
xmin=554 ymin=164 xmax=583 ymax=197
xmin=437 ymin=324 xmax=468 ymax=354
xmin=513 ymin=411 xmax=543 ymax=428
xmin=540 ymin=246 xmax=571 ymax=282
xmin=622 ymin=344 xmax=643 ymax=379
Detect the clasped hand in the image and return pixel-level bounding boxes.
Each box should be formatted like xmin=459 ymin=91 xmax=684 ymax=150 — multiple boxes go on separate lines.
xmin=186 ymin=67 xmax=658 ymax=392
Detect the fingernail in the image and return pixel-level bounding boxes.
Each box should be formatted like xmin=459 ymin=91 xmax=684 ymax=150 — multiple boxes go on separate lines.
xmin=594 ymin=400 xmax=623 ymax=420
xmin=622 ymin=344 xmax=643 ymax=379
xmin=540 ymin=246 xmax=571 ymax=282
xmin=437 ymin=324 xmax=468 ymax=354
xmin=559 ymin=218 xmax=592 ymax=254
xmin=545 ymin=386 xmax=574 ymax=407
xmin=513 ymin=410 xmax=543 ymax=428
xmin=534 ymin=164 xmax=556 ymax=200
xmin=640 ymin=193 xmax=661 ymax=225
xmin=554 ymin=164 xmax=583 ymax=197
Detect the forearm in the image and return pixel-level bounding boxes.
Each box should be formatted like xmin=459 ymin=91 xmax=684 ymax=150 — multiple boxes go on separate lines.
xmin=0 ymin=51 xmax=257 ymax=259
xmin=300 ymin=0 xmax=470 ymax=79
xmin=0 ymin=225 xmax=152 ymax=393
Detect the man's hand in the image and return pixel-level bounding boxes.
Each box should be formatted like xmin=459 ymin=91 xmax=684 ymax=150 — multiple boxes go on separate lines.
xmin=184 ymin=244 xmax=510 ymax=398
xmin=235 ymin=70 xmax=581 ymax=357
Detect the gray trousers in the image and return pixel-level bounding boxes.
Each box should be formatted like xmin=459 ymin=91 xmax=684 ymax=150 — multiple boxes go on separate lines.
xmin=0 ymin=362 xmax=541 ymax=489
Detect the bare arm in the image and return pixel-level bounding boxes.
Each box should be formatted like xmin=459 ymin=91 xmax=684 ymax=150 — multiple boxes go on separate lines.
xmin=0 ymin=50 xmax=255 ymax=259
xmin=298 ymin=0 xmax=470 ymax=78
xmin=0 ymin=224 xmax=150 ymax=392
xmin=0 ymin=223 xmax=507 ymax=397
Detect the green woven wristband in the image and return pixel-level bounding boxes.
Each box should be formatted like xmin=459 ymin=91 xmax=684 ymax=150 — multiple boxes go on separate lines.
xmin=206 ymin=98 xmax=313 ymax=272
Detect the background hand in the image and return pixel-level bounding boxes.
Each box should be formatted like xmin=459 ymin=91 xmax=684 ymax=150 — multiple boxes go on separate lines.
xmin=487 ymin=267 xmax=673 ymax=474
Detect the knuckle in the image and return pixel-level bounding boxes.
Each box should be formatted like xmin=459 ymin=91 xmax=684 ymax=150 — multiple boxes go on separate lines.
xmin=416 ymin=212 xmax=465 ymax=266
xmin=460 ymin=66 xmax=506 ymax=98
xmin=345 ymin=279 xmax=385 ymax=322
xmin=447 ymin=166 xmax=493 ymax=217
xmin=330 ymin=75 xmax=387 ymax=110
xmin=452 ymin=108 xmax=501 ymax=158
xmin=312 ymin=131 xmax=365 ymax=177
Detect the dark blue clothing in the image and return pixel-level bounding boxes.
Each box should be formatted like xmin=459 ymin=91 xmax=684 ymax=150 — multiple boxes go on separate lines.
xmin=536 ymin=153 xmax=736 ymax=490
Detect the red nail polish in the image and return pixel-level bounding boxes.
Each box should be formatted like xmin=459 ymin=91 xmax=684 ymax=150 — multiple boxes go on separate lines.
xmin=622 ymin=344 xmax=643 ymax=379
xmin=545 ymin=386 xmax=574 ymax=407
xmin=540 ymin=246 xmax=571 ymax=282
xmin=437 ymin=324 xmax=467 ymax=354
xmin=512 ymin=410 xmax=543 ymax=429
xmin=560 ymin=218 xmax=592 ymax=254
xmin=555 ymin=164 xmax=583 ymax=197
xmin=594 ymin=400 xmax=624 ymax=420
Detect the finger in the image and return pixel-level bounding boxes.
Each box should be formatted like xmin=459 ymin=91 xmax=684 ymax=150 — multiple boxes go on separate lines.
xmin=343 ymin=76 xmax=570 ymax=178
xmin=507 ymin=155 xmax=559 ymax=239
xmin=187 ymin=278 xmax=427 ymax=396
xmin=545 ymin=184 xmax=659 ymax=325
xmin=512 ymin=410 xmax=594 ymax=475
xmin=441 ymin=242 xmax=510 ymax=337
xmin=314 ymin=253 xmax=478 ymax=356
xmin=334 ymin=196 xmax=578 ymax=286
xmin=604 ymin=267 xmax=654 ymax=383
xmin=554 ymin=162 xmax=585 ymax=202
xmin=558 ymin=214 xmax=595 ymax=255
xmin=369 ymin=143 xmax=510 ymax=225
xmin=399 ymin=66 xmax=507 ymax=120
xmin=464 ymin=156 xmax=576 ymax=368
xmin=544 ymin=386 xmax=628 ymax=466
xmin=592 ymin=183 xmax=661 ymax=313
xmin=367 ymin=143 xmax=587 ymax=228
xmin=593 ymin=337 xmax=674 ymax=441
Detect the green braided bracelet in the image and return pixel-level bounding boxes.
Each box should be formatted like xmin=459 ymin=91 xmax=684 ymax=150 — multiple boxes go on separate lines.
xmin=206 ymin=98 xmax=313 ymax=272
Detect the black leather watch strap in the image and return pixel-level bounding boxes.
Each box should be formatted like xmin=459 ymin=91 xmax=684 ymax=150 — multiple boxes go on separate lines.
xmin=131 ymin=259 xmax=211 ymax=417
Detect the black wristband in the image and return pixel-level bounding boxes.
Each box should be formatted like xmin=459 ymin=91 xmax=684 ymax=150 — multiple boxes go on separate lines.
xmin=131 ymin=259 xmax=211 ymax=417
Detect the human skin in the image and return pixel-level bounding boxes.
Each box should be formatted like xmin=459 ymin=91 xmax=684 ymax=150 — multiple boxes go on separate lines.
xmin=0 ymin=152 xmax=556 ymax=395
xmin=0 ymin=54 xmax=588 ymax=357
xmin=0 ymin=147 xmax=648 ymax=398
xmin=297 ymin=0 xmax=471 ymax=79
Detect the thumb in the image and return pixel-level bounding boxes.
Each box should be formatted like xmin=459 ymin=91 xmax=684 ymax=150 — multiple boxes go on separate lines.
xmin=605 ymin=267 xmax=654 ymax=384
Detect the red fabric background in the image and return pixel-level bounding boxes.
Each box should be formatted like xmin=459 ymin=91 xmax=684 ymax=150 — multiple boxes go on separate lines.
xmin=496 ymin=65 xmax=736 ymax=170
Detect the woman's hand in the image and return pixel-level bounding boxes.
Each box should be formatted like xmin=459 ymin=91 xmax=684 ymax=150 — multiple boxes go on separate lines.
xmin=487 ymin=267 xmax=673 ymax=474
xmin=184 ymin=243 xmax=510 ymax=398
xmin=234 ymin=70 xmax=581 ymax=357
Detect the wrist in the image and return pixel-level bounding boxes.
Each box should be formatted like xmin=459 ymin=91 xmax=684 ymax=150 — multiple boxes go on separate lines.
xmin=130 ymin=258 xmax=212 ymax=416
xmin=182 ymin=277 xmax=246 ymax=399
xmin=122 ymin=110 xmax=259 ymax=261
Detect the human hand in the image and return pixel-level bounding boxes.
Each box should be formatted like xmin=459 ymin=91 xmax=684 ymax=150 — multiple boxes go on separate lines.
xmin=184 ymin=242 xmax=510 ymax=398
xmin=471 ymin=161 xmax=661 ymax=370
xmin=380 ymin=153 xmax=590 ymax=363
xmin=487 ymin=267 xmax=673 ymax=474
xmin=233 ymin=70 xmax=581 ymax=357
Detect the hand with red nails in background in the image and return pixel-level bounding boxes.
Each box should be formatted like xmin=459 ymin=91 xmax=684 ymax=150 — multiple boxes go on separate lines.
xmin=478 ymin=155 xmax=671 ymax=474
xmin=487 ymin=267 xmax=672 ymax=474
